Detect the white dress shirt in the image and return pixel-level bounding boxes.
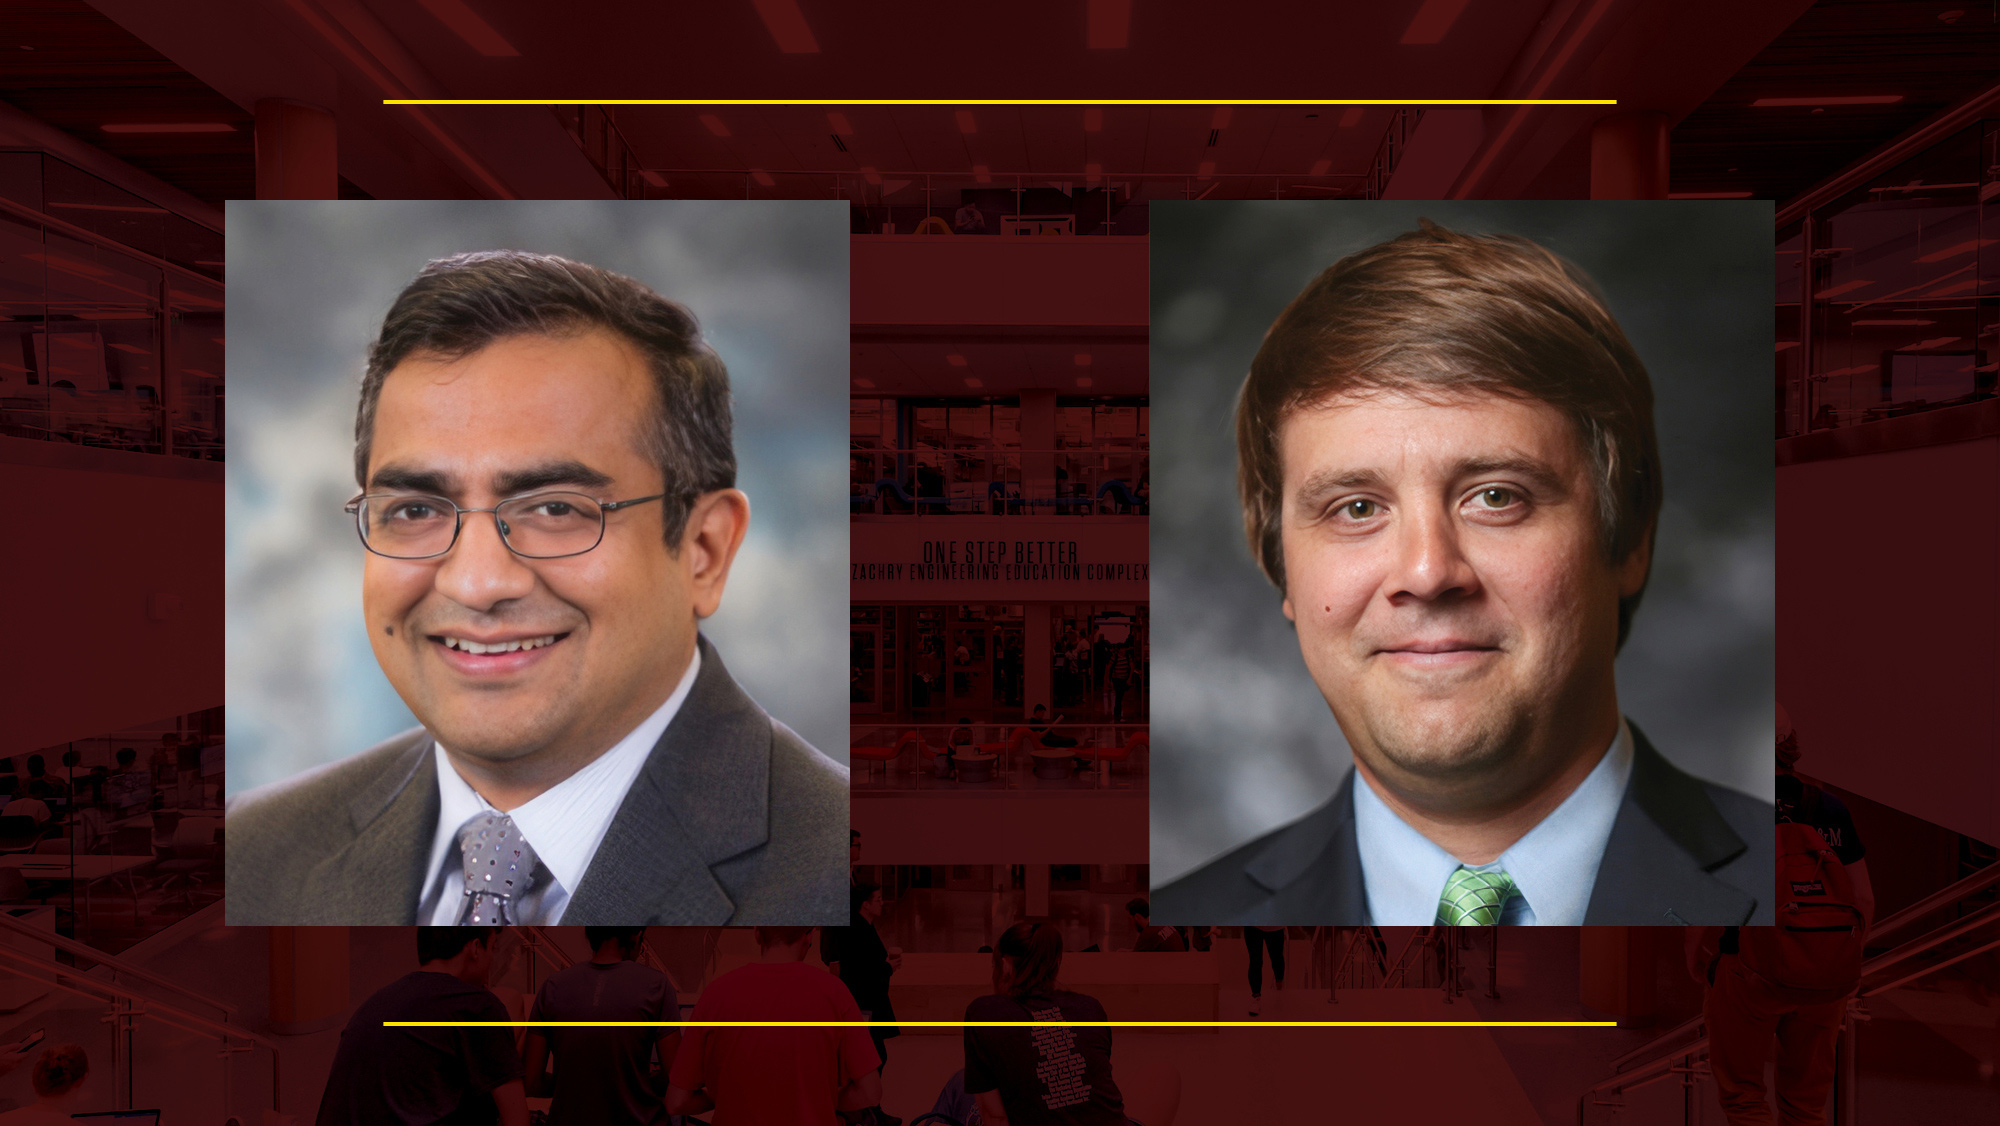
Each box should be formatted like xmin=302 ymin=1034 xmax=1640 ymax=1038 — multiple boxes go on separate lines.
xmin=1352 ymin=717 xmax=1635 ymax=926
xmin=420 ymin=647 xmax=701 ymax=925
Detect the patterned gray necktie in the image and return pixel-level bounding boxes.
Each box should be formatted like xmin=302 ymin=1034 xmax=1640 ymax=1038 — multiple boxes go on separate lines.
xmin=455 ymin=811 xmax=539 ymax=925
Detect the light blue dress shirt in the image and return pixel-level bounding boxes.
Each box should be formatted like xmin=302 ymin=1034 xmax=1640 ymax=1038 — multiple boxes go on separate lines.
xmin=1352 ymin=718 xmax=1635 ymax=925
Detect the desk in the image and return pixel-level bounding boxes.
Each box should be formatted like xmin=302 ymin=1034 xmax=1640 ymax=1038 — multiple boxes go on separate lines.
xmin=0 ymin=854 xmax=156 ymax=929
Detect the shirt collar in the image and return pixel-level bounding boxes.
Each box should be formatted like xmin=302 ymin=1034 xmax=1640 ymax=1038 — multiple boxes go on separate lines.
xmin=1352 ymin=717 xmax=1634 ymax=926
xmin=424 ymin=646 xmax=702 ymax=903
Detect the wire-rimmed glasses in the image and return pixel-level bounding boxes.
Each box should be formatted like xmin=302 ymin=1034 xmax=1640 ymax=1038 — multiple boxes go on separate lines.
xmin=343 ymin=490 xmax=670 ymax=560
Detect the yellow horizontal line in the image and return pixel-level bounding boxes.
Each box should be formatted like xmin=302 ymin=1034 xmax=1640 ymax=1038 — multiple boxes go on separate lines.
xmin=384 ymin=98 xmax=1617 ymax=107
xmin=387 ymin=1020 xmax=1617 ymax=1028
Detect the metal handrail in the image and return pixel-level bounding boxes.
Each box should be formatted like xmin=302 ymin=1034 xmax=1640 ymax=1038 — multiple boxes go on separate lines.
xmin=0 ymin=194 xmax=223 ymax=292
xmin=0 ymin=940 xmax=279 ymax=1112
xmin=1584 ymin=885 xmax=2000 ymax=1119
xmin=0 ymin=910 xmax=235 ymax=1017
xmin=1867 ymin=861 xmax=2000 ymax=943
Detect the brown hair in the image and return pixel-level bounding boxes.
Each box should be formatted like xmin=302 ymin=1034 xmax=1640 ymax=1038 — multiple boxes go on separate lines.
xmin=992 ymin=921 xmax=1064 ymax=999
xmin=354 ymin=250 xmax=736 ymax=545
xmin=1234 ymin=219 xmax=1661 ymax=646
xmin=33 ymin=1044 xmax=87 ymax=1097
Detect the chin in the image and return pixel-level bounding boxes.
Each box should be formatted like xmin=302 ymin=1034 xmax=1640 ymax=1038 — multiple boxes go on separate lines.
xmin=1359 ymin=695 xmax=1529 ymax=779
xmin=424 ymin=712 xmax=559 ymax=763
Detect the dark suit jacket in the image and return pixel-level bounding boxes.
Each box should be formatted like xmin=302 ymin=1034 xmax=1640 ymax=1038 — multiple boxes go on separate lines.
xmin=225 ymin=636 xmax=848 ymax=925
xmin=1152 ymin=723 xmax=1774 ymax=926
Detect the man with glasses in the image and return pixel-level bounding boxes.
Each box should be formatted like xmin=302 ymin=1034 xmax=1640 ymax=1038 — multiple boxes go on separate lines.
xmin=225 ymin=250 xmax=847 ymax=926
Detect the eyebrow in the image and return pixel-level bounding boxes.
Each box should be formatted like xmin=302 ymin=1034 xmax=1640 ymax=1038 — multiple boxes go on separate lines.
xmin=368 ymin=459 xmax=617 ymax=497
xmin=1292 ymin=455 xmax=1570 ymax=512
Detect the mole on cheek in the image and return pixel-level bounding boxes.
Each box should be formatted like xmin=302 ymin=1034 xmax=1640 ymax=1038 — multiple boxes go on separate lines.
xmin=384 ymin=625 xmax=394 ymax=636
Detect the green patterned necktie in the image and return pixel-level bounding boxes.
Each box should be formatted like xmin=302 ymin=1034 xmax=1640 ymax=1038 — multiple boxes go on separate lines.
xmin=1436 ymin=866 xmax=1518 ymax=926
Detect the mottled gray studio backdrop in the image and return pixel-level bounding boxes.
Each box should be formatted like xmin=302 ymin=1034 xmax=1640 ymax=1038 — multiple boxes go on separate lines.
xmin=1150 ymin=201 xmax=1774 ymax=884
xmin=225 ymin=200 xmax=847 ymax=797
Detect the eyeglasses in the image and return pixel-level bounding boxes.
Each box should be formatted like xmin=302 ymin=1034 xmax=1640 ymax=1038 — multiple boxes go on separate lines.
xmin=344 ymin=490 xmax=671 ymax=560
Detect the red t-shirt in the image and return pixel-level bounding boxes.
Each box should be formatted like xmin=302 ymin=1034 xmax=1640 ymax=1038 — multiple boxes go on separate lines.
xmin=670 ymin=961 xmax=881 ymax=1126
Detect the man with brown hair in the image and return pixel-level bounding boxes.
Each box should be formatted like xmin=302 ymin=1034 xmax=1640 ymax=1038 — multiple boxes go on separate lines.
xmin=1154 ymin=220 xmax=1772 ymax=927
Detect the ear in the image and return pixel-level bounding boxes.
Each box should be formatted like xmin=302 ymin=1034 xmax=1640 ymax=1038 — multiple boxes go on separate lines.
xmin=679 ymin=488 xmax=751 ymax=619
xmin=1281 ymin=594 xmax=1297 ymax=623
xmin=1615 ymin=521 xmax=1655 ymax=599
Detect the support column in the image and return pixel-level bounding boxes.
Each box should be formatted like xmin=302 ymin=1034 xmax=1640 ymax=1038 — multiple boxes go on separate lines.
xmin=268 ymin=926 xmax=350 ymax=1034
xmin=1025 ymin=603 xmax=1052 ymax=717
xmin=1589 ymin=111 xmax=1670 ymax=200
xmin=1025 ymin=864 xmax=1051 ymax=917
xmin=1579 ymin=926 xmax=1657 ymax=1021
xmin=255 ymin=99 xmax=338 ymax=200
xmin=1020 ymin=388 xmax=1058 ymax=503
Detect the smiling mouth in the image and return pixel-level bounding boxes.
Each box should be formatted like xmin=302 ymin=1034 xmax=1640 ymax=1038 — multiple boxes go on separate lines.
xmin=428 ymin=632 xmax=571 ymax=655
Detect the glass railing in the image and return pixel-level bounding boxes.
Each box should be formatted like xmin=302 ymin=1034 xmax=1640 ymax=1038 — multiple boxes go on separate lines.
xmin=1583 ymin=861 xmax=2000 ymax=1123
xmin=0 ymin=909 xmax=279 ymax=1116
xmin=0 ymin=192 xmax=224 ymax=460
xmin=849 ymin=722 xmax=1148 ymax=790
xmin=849 ymin=447 xmax=1148 ymax=515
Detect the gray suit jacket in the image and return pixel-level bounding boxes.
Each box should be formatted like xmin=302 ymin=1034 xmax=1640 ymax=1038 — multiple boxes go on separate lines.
xmin=1152 ymin=723 xmax=1774 ymax=926
xmin=225 ymin=636 xmax=848 ymax=925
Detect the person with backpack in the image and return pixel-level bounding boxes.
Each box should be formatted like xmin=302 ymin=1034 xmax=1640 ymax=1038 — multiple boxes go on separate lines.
xmin=1688 ymin=705 xmax=1873 ymax=1125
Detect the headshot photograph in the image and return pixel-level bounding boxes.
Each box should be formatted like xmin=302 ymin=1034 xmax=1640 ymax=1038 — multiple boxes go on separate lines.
xmin=1148 ymin=201 xmax=1774 ymax=927
xmin=224 ymin=200 xmax=849 ymax=925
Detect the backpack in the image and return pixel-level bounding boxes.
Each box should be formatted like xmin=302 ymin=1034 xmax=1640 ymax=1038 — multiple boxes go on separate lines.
xmin=1738 ymin=787 xmax=1864 ymax=1003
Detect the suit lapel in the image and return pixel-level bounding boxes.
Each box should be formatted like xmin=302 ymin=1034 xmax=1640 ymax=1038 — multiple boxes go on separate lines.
xmin=298 ymin=735 xmax=438 ymax=924
xmin=1584 ymin=724 xmax=1756 ymax=925
xmin=1241 ymin=771 xmax=1367 ymax=924
xmin=564 ymin=636 xmax=768 ymax=925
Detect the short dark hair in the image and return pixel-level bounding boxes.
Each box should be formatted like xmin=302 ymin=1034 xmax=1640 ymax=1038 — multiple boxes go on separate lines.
xmin=585 ymin=926 xmax=646 ymax=953
xmin=116 ymin=748 xmax=136 ymax=765
xmin=355 ymin=250 xmax=737 ymax=545
xmin=1125 ymin=897 xmax=1149 ymax=918
xmin=1235 ymin=219 xmax=1660 ymax=647
xmin=25 ymin=755 xmax=43 ymax=776
xmin=850 ymin=881 xmax=882 ymax=917
xmin=755 ymin=926 xmax=814 ymax=947
xmin=416 ymin=926 xmax=494 ymax=964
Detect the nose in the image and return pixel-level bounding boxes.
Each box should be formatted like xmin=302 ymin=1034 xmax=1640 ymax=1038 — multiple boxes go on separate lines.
xmin=431 ymin=508 xmax=538 ymax=612
xmin=1385 ymin=502 xmax=1481 ymax=605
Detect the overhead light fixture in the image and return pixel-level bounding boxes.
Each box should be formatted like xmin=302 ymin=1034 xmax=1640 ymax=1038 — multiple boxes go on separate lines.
xmin=751 ymin=170 xmax=774 ymax=186
xmin=1668 ymin=191 xmax=1755 ymax=199
xmin=974 ymin=165 xmax=991 ymax=183
xmin=963 ymin=376 xmax=983 ymax=388
xmin=1196 ymin=161 xmax=1215 ymax=180
xmin=101 ymin=123 xmax=234 ymax=133
xmin=1076 ymin=376 xmax=1094 ymax=388
xmin=1750 ymin=95 xmax=1902 ymax=107
xmin=1074 ymin=353 xmax=1092 ymax=366
xmin=638 ymin=169 xmax=667 ymax=187
xmin=1852 ymin=319 xmax=1933 ymax=326
xmin=1086 ymin=0 xmax=1131 ymax=49
xmin=1910 ymin=336 xmax=1960 ymax=349
xmin=751 ymin=0 xmax=820 ymax=53
xmin=853 ymin=377 xmax=876 ymax=389
xmin=107 ymin=343 xmax=150 ymax=355
xmin=1401 ymin=0 xmax=1471 ymax=44
xmin=946 ymin=354 xmax=968 ymax=367
xmin=956 ymin=110 xmax=977 ymax=134
xmin=1084 ymin=108 xmax=1103 ymax=132
xmin=1309 ymin=159 xmax=1330 ymax=176
xmin=417 ymin=0 xmax=519 ymax=56
xmin=862 ymin=166 xmax=881 ymax=185
xmin=1338 ymin=107 xmax=1364 ymax=128
xmin=700 ymin=114 xmax=730 ymax=137
xmin=828 ymin=112 xmax=855 ymax=136
xmin=1210 ymin=107 xmax=1232 ymax=129
xmin=1815 ymin=279 xmax=1872 ymax=299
